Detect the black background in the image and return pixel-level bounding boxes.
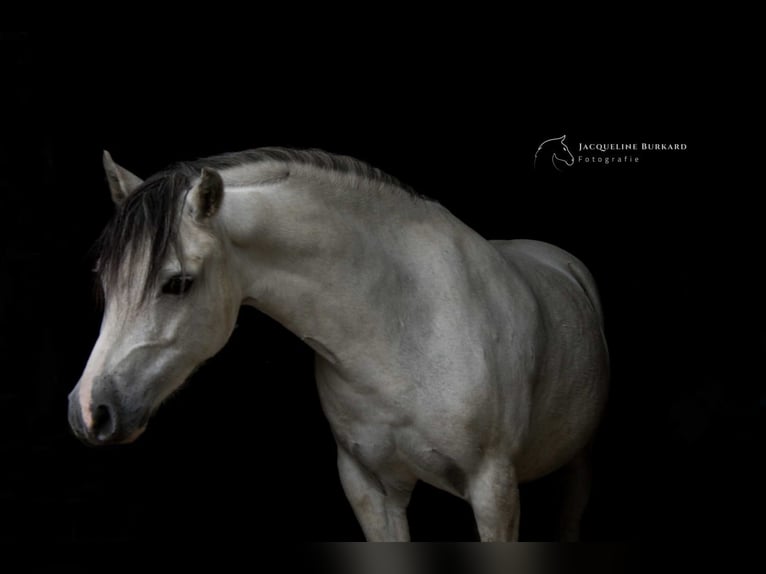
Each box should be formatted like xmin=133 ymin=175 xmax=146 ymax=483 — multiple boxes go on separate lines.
xmin=0 ymin=31 xmax=761 ymax=544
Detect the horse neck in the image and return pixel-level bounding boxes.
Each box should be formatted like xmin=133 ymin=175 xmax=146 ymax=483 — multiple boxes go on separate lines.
xmin=220 ymin=166 xmax=439 ymax=365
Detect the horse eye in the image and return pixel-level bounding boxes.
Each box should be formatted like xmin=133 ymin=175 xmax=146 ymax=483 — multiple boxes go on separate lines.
xmin=162 ymin=275 xmax=194 ymax=296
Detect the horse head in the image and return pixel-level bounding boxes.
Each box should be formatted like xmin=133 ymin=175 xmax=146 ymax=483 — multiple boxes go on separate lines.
xmin=535 ymin=135 xmax=574 ymax=171
xmin=67 ymin=152 xmax=242 ymax=445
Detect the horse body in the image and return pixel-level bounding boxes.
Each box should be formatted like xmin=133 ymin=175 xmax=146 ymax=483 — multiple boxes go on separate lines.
xmin=296 ymin=196 xmax=608 ymax=539
xmin=68 ymin=150 xmax=608 ymax=541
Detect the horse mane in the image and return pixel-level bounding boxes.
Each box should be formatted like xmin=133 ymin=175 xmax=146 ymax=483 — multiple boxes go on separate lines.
xmin=193 ymin=147 xmax=418 ymax=196
xmin=535 ymin=137 xmax=558 ymax=154
xmin=95 ymin=147 xmax=422 ymax=300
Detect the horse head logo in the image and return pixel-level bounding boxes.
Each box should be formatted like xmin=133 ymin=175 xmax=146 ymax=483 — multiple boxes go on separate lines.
xmin=534 ymin=135 xmax=574 ymax=172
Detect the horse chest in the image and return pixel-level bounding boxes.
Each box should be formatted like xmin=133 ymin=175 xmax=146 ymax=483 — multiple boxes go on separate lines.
xmin=324 ymin=402 xmax=473 ymax=497
xmin=315 ymin=362 xmax=494 ymax=492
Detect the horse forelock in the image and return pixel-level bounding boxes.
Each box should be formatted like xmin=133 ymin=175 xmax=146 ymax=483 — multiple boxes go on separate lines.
xmin=95 ymin=168 xmax=193 ymax=302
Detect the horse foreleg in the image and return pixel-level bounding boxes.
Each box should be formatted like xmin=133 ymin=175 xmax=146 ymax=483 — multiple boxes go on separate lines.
xmin=469 ymin=459 xmax=521 ymax=541
xmin=336 ymin=446 xmax=414 ymax=542
xmin=558 ymin=447 xmax=592 ymax=541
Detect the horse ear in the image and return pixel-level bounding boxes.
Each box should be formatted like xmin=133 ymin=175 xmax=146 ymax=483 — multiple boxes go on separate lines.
xmin=103 ymin=150 xmax=143 ymax=205
xmin=190 ymin=167 xmax=224 ymax=221
xmin=559 ymin=135 xmax=567 ymax=142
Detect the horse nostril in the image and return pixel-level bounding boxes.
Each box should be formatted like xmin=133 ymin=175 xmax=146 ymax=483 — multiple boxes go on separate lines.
xmin=92 ymin=404 xmax=117 ymax=441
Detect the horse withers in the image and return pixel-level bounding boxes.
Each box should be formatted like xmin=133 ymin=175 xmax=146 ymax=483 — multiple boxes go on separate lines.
xmin=68 ymin=148 xmax=609 ymax=541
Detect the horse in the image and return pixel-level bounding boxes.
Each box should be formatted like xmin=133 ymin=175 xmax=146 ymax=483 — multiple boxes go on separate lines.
xmin=68 ymin=147 xmax=609 ymax=541
xmin=534 ymin=135 xmax=575 ymax=172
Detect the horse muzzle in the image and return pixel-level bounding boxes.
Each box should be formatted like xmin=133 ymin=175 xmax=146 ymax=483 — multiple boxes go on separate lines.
xmin=67 ymin=377 xmax=148 ymax=446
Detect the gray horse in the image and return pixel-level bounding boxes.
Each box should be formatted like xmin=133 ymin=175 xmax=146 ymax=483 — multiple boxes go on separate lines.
xmin=68 ymin=148 xmax=609 ymax=541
